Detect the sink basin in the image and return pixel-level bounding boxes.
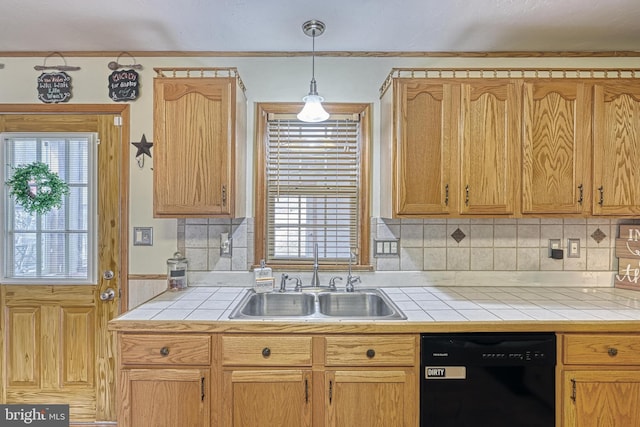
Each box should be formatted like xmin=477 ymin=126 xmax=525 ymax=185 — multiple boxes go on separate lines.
xmin=318 ymin=292 xmax=396 ymax=317
xmin=235 ymin=292 xmax=315 ymax=317
xmin=229 ymin=289 xmax=406 ymax=320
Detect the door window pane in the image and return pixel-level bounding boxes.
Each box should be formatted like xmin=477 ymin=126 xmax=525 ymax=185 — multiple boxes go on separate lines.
xmin=1 ymin=133 xmax=97 ymax=283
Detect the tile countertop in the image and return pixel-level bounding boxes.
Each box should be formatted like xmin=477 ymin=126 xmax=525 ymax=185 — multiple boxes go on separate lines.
xmin=114 ymin=285 xmax=640 ymax=324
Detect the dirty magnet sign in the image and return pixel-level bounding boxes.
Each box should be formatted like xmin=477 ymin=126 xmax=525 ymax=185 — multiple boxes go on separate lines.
xmin=37 ymin=72 xmax=72 ymax=103
xmin=0 ymin=404 xmax=69 ymax=426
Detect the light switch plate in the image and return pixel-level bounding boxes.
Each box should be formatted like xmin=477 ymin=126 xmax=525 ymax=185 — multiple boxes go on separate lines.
xmin=374 ymin=239 xmax=400 ymax=257
xmin=133 ymin=227 xmax=153 ymax=246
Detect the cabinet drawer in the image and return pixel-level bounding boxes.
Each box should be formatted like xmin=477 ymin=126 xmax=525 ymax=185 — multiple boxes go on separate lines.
xmin=120 ymin=334 xmax=210 ymax=366
xmin=564 ymin=334 xmax=640 ymax=365
xmin=325 ymin=335 xmax=416 ymax=366
xmin=222 ymin=335 xmax=312 ymax=366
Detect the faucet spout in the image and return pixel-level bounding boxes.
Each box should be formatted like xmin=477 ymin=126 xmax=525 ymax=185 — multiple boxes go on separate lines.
xmin=311 ymin=243 xmax=320 ymax=287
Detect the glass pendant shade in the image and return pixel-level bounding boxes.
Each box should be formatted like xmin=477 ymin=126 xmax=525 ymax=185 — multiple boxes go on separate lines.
xmin=297 ymin=93 xmax=329 ymax=122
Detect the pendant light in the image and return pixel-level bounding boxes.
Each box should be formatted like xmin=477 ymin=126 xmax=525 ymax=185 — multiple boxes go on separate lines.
xmin=297 ymin=19 xmax=330 ymax=123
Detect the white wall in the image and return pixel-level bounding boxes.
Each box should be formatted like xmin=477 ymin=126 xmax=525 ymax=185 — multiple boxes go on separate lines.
xmin=1 ymin=55 xmax=638 ymax=274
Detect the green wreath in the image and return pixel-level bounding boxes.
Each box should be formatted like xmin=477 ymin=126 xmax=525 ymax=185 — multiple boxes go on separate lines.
xmin=5 ymin=162 xmax=70 ymax=214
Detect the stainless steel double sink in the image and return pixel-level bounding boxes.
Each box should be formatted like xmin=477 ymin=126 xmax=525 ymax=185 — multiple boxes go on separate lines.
xmin=229 ymin=288 xmax=406 ymax=320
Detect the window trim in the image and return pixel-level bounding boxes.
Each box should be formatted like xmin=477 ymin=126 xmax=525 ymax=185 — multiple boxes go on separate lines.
xmin=254 ymin=103 xmax=371 ymax=269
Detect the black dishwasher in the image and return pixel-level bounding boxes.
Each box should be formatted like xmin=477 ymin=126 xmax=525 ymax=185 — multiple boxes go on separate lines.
xmin=421 ymin=333 xmax=556 ymax=427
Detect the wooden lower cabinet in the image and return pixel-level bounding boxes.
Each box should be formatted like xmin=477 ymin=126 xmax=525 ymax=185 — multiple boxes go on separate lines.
xmin=560 ymin=333 xmax=640 ymax=426
xmin=117 ymin=333 xmax=213 ymax=427
xmin=219 ymin=333 xmax=419 ymax=427
xmin=222 ymin=369 xmax=312 ymax=427
xmin=121 ymin=368 xmax=210 ymax=427
xmin=562 ymin=370 xmax=640 ymax=426
xmin=325 ymin=369 xmax=415 ymax=427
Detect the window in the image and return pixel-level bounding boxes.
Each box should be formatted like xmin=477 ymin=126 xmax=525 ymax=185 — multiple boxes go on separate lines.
xmin=255 ymin=104 xmax=370 ymax=267
xmin=1 ymin=133 xmax=97 ymax=283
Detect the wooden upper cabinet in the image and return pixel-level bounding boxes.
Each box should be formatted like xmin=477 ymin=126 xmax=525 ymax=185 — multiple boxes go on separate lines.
xmin=381 ymin=72 xmax=640 ymax=218
xmin=522 ymin=80 xmax=591 ymax=214
xmin=593 ymin=80 xmax=640 ymax=215
xmin=460 ymin=80 xmax=521 ymax=215
xmin=153 ymin=69 xmax=246 ymax=218
xmin=394 ymin=80 xmax=459 ymax=216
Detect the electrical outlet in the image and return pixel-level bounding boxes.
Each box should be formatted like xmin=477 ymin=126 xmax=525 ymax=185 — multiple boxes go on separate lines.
xmin=220 ymin=232 xmax=232 ymax=257
xmin=548 ymin=239 xmax=562 ymax=258
xmin=567 ymin=238 xmax=580 ymax=258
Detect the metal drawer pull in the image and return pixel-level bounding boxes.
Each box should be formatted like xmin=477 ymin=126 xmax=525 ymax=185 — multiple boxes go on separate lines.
xmin=160 ymin=346 xmax=170 ymax=356
xmin=262 ymin=347 xmax=271 ymax=357
xmin=608 ymin=347 xmax=618 ymax=357
xmin=598 ymin=186 xmax=604 ymax=206
xmin=444 ymin=184 xmax=449 ymax=206
xmin=366 ymin=349 xmax=376 ymax=358
xmin=577 ymin=184 xmax=583 ymax=205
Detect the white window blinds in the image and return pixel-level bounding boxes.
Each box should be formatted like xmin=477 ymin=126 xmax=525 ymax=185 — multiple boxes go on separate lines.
xmin=266 ymin=117 xmax=360 ymax=263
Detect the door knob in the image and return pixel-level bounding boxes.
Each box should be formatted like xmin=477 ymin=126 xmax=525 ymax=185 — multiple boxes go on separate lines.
xmin=100 ymin=288 xmax=116 ymax=301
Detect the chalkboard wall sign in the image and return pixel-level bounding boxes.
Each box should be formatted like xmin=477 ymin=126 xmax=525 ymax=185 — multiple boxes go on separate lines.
xmin=109 ymin=69 xmax=140 ymax=102
xmin=615 ymin=225 xmax=640 ymax=291
xmin=37 ymin=72 xmax=72 ymax=103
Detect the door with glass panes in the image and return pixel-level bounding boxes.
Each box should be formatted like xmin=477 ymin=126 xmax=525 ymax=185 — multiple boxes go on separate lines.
xmin=0 ymin=109 xmax=126 ymax=422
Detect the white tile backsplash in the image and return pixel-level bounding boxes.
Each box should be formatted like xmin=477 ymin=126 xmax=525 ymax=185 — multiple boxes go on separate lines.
xmin=377 ymin=218 xmax=620 ymax=273
xmin=174 ymin=217 xmax=620 ymax=277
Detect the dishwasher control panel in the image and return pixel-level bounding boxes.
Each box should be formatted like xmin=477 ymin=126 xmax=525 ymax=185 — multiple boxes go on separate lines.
xmin=421 ymin=332 xmax=556 ymax=366
xmin=481 ymin=350 xmax=548 ymax=361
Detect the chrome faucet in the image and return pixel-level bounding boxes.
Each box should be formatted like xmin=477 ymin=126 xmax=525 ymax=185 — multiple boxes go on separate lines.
xmin=345 ymin=250 xmax=360 ymax=292
xmin=279 ymin=273 xmax=291 ymax=292
xmin=280 ymin=273 xmax=302 ymax=292
xmin=311 ymin=243 xmax=320 ymax=287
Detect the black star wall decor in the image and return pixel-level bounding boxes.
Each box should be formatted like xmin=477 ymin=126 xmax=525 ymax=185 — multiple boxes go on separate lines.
xmin=132 ymin=133 xmax=153 ymax=168
xmin=132 ymin=133 xmax=153 ymax=158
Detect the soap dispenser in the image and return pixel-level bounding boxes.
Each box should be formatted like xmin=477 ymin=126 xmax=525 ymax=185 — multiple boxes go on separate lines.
xmin=253 ymin=259 xmax=274 ymax=293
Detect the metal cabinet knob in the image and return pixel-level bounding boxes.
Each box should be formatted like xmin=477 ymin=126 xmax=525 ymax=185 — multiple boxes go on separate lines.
xmin=262 ymin=347 xmax=271 ymax=357
xmin=366 ymin=349 xmax=376 ymax=358
xmin=608 ymin=347 xmax=618 ymax=357
xmin=160 ymin=347 xmax=170 ymax=356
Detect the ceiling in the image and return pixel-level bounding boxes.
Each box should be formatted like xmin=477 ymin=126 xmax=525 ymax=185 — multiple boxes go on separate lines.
xmin=1 ymin=0 xmax=640 ymax=54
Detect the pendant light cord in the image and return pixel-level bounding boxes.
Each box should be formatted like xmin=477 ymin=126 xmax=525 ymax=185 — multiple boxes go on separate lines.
xmin=311 ymin=29 xmax=316 ymax=85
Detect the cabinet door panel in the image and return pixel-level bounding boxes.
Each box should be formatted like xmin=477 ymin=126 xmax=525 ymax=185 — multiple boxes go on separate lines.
xmin=154 ymin=77 xmax=232 ymax=217
xmin=522 ymin=80 xmax=591 ymax=214
xmin=396 ymin=80 xmax=458 ymax=215
xmin=461 ymin=80 xmax=520 ymax=215
xmin=122 ymin=368 xmax=209 ymax=427
xmin=563 ymin=370 xmax=640 ymax=427
xmin=222 ymin=370 xmax=312 ymax=427
xmin=593 ymin=81 xmax=640 ymax=215
xmin=325 ymin=370 xmax=416 ymax=427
